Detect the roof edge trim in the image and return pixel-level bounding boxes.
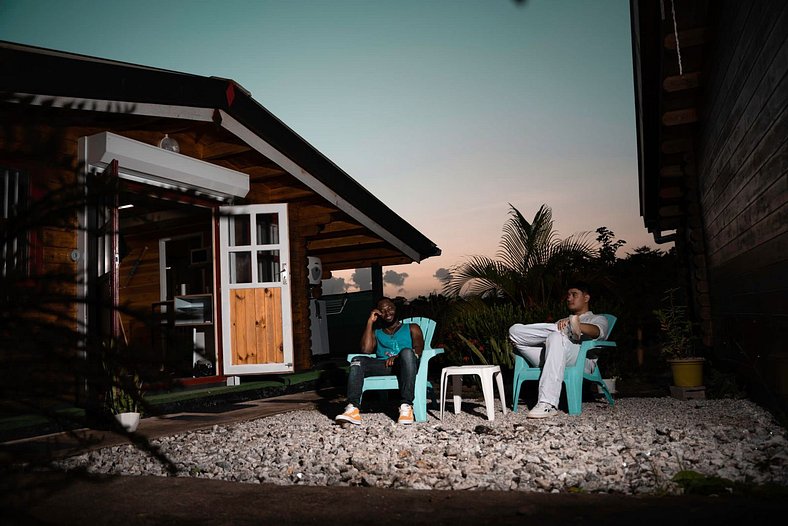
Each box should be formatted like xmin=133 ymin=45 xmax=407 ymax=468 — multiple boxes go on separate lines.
xmin=217 ymin=110 xmax=423 ymax=262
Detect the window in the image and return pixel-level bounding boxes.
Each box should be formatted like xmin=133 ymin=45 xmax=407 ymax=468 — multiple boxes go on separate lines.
xmin=1 ymin=167 xmax=30 ymax=277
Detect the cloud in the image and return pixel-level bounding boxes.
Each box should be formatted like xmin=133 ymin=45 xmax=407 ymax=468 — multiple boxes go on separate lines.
xmin=433 ymin=268 xmax=451 ymax=282
xmin=351 ymin=268 xmax=372 ymax=290
xmin=384 ymin=270 xmax=408 ymax=287
xmin=321 ymin=277 xmax=349 ymax=295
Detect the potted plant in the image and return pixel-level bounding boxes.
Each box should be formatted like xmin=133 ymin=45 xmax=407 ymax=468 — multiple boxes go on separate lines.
xmin=653 ymin=288 xmax=704 ymax=387
xmin=108 ymin=368 xmax=143 ymax=432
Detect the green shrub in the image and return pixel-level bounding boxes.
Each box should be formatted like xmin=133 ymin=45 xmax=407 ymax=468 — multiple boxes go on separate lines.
xmin=442 ymin=299 xmax=559 ymax=369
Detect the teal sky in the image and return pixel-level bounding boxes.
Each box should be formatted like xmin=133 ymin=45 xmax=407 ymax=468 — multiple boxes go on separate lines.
xmin=1 ymin=0 xmax=653 ymax=298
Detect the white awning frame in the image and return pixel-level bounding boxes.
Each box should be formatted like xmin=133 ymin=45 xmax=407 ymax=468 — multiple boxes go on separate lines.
xmin=83 ymin=131 xmax=249 ymax=200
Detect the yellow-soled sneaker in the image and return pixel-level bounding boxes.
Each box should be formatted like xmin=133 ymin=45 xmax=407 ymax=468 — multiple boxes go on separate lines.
xmin=398 ymin=403 xmax=414 ymax=425
xmin=335 ymin=404 xmax=361 ymax=425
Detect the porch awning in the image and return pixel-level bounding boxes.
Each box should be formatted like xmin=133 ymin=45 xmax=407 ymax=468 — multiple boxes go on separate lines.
xmin=84 ymin=131 xmax=249 ymax=201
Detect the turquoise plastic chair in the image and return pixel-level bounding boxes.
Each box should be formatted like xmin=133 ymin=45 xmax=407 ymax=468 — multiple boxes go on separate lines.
xmin=512 ymin=314 xmax=618 ymax=415
xmin=347 ymin=317 xmax=443 ymax=422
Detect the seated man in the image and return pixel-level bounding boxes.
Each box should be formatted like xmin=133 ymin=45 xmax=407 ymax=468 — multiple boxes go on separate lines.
xmin=336 ymin=297 xmax=424 ymax=425
xmin=508 ymin=281 xmax=608 ymax=419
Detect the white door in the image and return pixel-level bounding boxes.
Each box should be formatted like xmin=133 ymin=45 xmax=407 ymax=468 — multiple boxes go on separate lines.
xmin=219 ymin=204 xmax=293 ymax=374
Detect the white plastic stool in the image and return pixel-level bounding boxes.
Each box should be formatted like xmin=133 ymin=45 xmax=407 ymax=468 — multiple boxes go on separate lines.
xmin=440 ymin=365 xmax=507 ymax=421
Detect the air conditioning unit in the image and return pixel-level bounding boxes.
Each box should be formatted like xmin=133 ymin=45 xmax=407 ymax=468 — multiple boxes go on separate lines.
xmin=307 ymin=257 xmax=322 ymax=285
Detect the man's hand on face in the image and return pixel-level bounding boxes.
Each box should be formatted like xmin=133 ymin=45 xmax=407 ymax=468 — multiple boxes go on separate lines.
xmin=368 ymin=309 xmax=382 ymax=324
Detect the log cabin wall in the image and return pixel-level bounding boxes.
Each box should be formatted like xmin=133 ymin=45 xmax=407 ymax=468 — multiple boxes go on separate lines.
xmin=288 ymin=203 xmax=313 ymax=372
xmin=696 ymin=1 xmax=788 ymax=401
xmin=0 ymin=131 xmax=81 ymax=401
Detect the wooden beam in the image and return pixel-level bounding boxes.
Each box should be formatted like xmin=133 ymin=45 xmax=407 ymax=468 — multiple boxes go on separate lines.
xmin=309 ymin=226 xmax=369 ymax=241
xmin=658 ymin=187 xmax=684 ymax=199
xmin=664 ymin=28 xmax=708 ymax=50
xmin=247 ymin=165 xmax=287 ymax=180
xmin=322 ymin=254 xmax=413 ymax=272
xmin=658 ymin=217 xmax=682 ymax=231
xmin=663 ymin=72 xmax=702 ymax=92
xmin=318 ymin=220 xmax=363 ymax=234
xmin=309 ymin=241 xmax=391 ymax=257
xmin=658 ymin=205 xmax=683 ymax=217
xmin=199 ymin=141 xmax=252 ymax=160
xmin=661 ymin=137 xmax=693 ymax=154
xmin=660 ymin=165 xmax=684 ymax=178
xmin=267 ymin=186 xmax=316 ymax=202
xmin=662 ymin=108 xmax=698 ymax=126
xmin=297 ymin=205 xmax=343 ymax=222
xmin=307 ymin=234 xmax=383 ymax=251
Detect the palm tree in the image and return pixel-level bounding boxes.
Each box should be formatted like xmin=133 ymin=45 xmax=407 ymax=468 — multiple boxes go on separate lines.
xmin=442 ymin=204 xmax=596 ymax=308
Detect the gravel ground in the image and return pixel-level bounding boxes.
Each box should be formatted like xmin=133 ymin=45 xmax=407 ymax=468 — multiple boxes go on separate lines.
xmin=56 ymin=397 xmax=788 ymax=495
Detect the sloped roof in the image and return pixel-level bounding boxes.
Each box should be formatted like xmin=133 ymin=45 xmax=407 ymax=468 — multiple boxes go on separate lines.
xmin=0 ymin=40 xmax=440 ymax=269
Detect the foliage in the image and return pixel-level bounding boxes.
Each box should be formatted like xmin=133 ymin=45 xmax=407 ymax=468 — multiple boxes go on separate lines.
xmin=705 ymin=367 xmax=747 ymax=400
xmin=595 ymin=226 xmax=626 ymax=267
xmin=672 ymin=470 xmax=734 ymax=495
xmin=401 ymin=292 xmax=453 ymax=344
xmin=456 ymin=333 xmax=514 ymax=369
xmin=442 ymin=204 xmax=596 ymax=309
xmin=441 ymin=298 xmax=540 ymax=369
xmin=653 ymin=288 xmax=698 ymax=359
xmin=0 ymin=102 xmax=175 ymax=474
xmin=672 ymin=470 xmax=788 ymax=497
xmin=609 ymin=246 xmax=678 ymax=323
xmin=595 ymin=351 xmax=625 ymax=379
xmin=105 ymin=363 xmax=143 ymax=414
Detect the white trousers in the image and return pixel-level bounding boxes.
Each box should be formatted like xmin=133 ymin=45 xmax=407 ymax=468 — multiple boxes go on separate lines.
xmin=508 ymin=322 xmax=596 ymax=407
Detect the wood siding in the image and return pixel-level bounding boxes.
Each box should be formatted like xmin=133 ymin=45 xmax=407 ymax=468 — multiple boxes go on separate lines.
xmin=697 ymin=1 xmax=788 ymax=395
xmin=229 ymin=288 xmax=284 ymax=365
xmin=288 ymin=202 xmax=316 ymax=372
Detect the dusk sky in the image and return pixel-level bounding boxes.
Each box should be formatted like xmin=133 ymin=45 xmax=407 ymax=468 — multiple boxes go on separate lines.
xmin=1 ymin=0 xmax=659 ymax=299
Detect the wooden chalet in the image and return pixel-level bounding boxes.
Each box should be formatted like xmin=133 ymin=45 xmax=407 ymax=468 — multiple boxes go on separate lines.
xmin=630 ymin=0 xmax=787 ymax=406
xmin=0 ymin=41 xmax=440 ymax=388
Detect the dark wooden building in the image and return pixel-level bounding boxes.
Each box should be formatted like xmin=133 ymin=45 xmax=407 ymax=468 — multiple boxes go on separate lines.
xmin=630 ymin=0 xmax=787 ymax=407
xmin=0 ymin=41 xmax=440 ymax=391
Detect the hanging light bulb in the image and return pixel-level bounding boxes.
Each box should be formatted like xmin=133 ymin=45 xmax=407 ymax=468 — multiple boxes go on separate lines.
xmin=158 ymin=133 xmax=180 ymax=153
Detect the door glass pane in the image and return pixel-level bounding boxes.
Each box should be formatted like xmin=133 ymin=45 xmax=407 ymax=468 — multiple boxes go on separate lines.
xmin=256 ymin=213 xmax=279 ymax=245
xmin=228 ymin=214 xmax=251 ymax=247
xmin=229 ymin=251 xmax=252 ymax=284
xmin=257 ymin=250 xmax=280 ymax=283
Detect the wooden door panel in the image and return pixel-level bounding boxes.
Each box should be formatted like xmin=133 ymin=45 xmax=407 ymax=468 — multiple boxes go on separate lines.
xmin=254 ymin=288 xmax=283 ymax=363
xmin=230 ymin=288 xmax=283 ymax=365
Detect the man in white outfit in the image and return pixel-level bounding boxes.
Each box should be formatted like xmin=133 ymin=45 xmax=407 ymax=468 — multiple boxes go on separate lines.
xmin=508 ymin=282 xmax=608 ymax=418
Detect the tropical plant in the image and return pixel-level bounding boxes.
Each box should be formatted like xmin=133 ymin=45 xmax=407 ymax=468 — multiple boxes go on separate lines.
xmin=653 ymin=288 xmax=697 ymax=359
xmin=441 ymin=298 xmax=533 ymax=368
xmin=595 ymin=226 xmax=626 ymax=267
xmin=456 ymin=333 xmax=515 ymax=369
xmin=107 ymin=368 xmax=143 ymax=414
xmin=442 ymin=204 xmax=596 ymax=308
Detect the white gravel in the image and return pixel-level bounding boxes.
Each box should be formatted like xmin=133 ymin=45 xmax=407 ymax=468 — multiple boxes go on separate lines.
xmin=56 ymin=397 xmax=788 ymax=494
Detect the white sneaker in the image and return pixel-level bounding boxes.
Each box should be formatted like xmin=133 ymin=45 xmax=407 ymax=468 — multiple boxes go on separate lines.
xmin=527 ymin=402 xmax=558 ymax=419
xmin=398 ymin=403 xmax=414 ymax=425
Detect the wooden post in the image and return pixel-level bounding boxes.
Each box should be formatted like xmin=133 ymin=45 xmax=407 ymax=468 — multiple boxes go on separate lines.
xmin=371 ymin=263 xmax=383 ymax=299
